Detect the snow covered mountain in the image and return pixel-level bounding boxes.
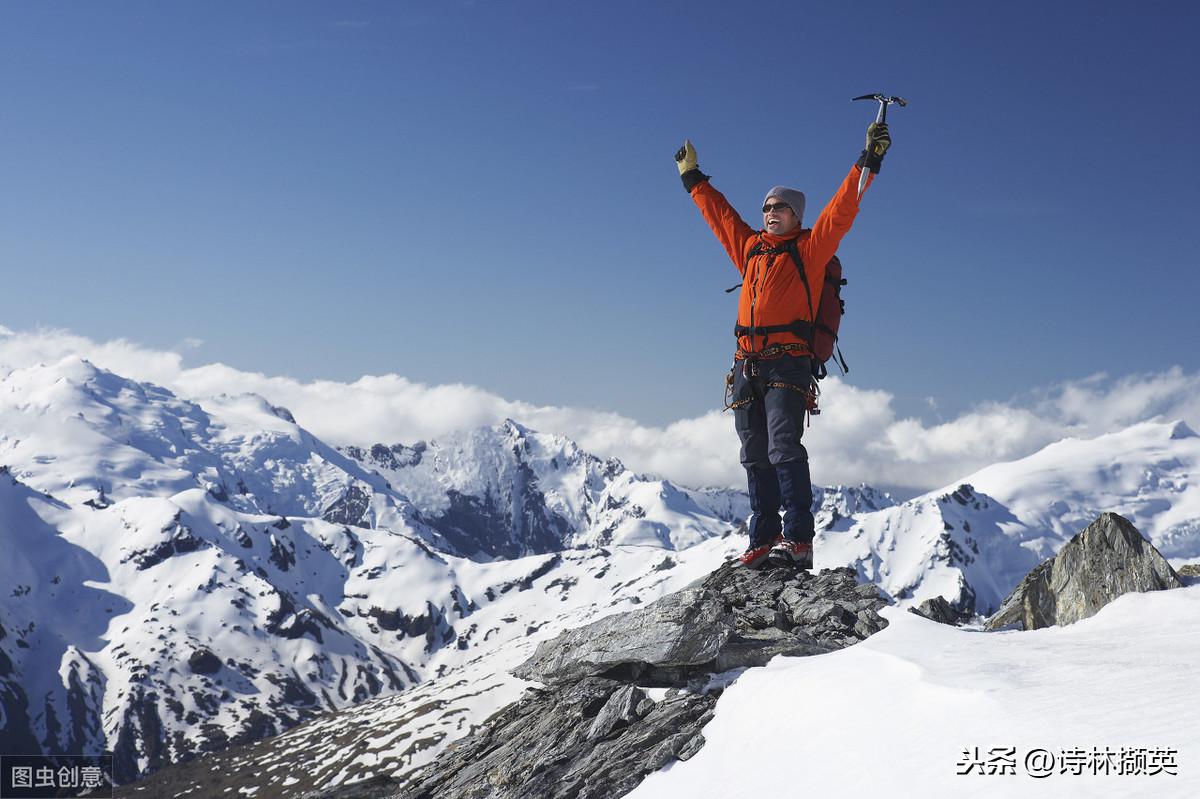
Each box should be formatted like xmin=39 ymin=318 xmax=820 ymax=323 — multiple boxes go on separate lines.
xmin=0 ymin=357 xmax=769 ymax=784
xmin=2 ymin=355 xmax=1198 ymax=793
xmin=820 ymin=419 xmax=1200 ymax=615
xmin=341 ymin=419 xmax=747 ymax=558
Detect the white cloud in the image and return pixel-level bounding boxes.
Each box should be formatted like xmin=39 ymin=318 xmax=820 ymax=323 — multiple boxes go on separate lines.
xmin=3 ymin=327 xmax=1197 ymax=499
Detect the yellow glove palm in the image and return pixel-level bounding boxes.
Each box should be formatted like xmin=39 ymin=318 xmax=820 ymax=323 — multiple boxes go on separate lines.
xmin=674 ymin=140 xmax=698 ymax=175
xmin=865 ymin=123 xmax=890 ymax=157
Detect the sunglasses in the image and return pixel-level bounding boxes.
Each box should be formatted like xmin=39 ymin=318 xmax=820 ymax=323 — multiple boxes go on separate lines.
xmin=762 ymin=202 xmax=792 ymax=214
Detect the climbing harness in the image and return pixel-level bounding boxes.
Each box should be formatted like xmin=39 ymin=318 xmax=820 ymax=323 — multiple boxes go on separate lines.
xmin=724 ymin=359 xmax=822 ymax=426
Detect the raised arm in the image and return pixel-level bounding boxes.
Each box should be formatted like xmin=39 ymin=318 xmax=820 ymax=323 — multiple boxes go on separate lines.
xmin=675 ymin=140 xmax=757 ymax=274
xmin=802 ymin=122 xmax=891 ymax=270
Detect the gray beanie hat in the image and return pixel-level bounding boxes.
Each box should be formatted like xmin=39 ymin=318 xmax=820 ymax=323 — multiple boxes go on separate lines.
xmin=763 ymin=186 xmax=806 ymax=227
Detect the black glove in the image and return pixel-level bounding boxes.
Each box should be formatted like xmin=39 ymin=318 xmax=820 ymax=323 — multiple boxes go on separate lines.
xmin=674 ymin=139 xmax=709 ymax=192
xmin=856 ymin=122 xmax=890 ymax=174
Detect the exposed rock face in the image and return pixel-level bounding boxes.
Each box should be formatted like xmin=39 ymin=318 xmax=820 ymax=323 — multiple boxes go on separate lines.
xmin=985 ymin=512 xmax=1183 ymax=631
xmin=909 ymin=595 xmax=974 ymax=627
xmin=392 ymin=563 xmax=888 ymax=799
xmin=514 ymin=563 xmax=887 ymax=687
xmin=392 ymin=677 xmax=715 ymax=799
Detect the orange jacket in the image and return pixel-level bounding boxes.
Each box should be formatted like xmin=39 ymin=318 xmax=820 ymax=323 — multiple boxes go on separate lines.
xmin=691 ymin=164 xmax=868 ymax=358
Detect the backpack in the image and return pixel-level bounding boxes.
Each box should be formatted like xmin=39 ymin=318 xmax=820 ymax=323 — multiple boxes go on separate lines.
xmin=732 ymin=237 xmax=849 ymax=378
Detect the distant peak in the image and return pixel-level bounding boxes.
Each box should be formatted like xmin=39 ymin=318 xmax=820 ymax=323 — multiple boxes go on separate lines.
xmin=54 ymin=354 xmax=102 ymax=376
xmin=1169 ymin=420 xmax=1198 ymax=440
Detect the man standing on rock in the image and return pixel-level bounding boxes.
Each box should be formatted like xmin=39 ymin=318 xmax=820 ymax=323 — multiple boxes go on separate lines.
xmin=674 ymin=121 xmax=890 ymax=570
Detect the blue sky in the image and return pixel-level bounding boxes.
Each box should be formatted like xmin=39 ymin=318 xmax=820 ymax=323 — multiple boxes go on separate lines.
xmin=2 ymin=0 xmax=1198 ymax=436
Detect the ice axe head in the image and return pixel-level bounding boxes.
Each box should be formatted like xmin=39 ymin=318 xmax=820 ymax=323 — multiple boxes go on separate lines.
xmin=852 ymin=93 xmax=907 ymax=123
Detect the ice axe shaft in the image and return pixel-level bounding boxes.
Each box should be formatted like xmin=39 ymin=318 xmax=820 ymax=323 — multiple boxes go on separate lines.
xmin=852 ymin=94 xmax=906 ymax=197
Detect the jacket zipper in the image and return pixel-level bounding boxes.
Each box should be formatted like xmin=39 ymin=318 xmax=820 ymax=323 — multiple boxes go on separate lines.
xmin=748 ymin=253 xmax=776 ymax=352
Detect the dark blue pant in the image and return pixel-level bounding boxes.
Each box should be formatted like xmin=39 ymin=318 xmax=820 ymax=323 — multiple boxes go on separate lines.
xmin=731 ymin=355 xmax=816 ymax=547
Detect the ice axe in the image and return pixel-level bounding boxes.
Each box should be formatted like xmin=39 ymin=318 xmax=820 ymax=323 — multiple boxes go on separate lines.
xmin=852 ymin=93 xmax=906 ymax=198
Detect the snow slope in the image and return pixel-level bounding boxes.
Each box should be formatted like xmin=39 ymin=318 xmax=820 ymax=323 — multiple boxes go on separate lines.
xmin=631 ymin=582 xmax=1200 ymax=798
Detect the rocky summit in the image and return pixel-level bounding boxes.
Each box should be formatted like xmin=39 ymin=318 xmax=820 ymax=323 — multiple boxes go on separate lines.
xmin=390 ymin=563 xmax=888 ymax=799
xmin=985 ymin=512 xmax=1184 ymax=630
xmin=513 ymin=562 xmax=888 ymax=687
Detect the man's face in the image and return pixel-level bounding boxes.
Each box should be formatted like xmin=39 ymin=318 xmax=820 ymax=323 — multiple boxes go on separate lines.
xmin=763 ymin=198 xmax=799 ymax=236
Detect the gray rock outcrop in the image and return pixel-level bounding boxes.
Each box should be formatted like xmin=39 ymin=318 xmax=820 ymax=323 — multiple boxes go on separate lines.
xmin=513 ymin=563 xmax=886 ymax=687
xmin=909 ymin=595 xmax=974 ymax=626
xmin=393 ymin=563 xmax=888 ymax=799
xmin=985 ymin=512 xmax=1183 ymax=631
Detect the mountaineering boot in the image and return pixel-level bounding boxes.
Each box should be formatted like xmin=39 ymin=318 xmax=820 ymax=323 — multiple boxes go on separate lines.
xmin=771 ymin=539 xmax=814 ymax=570
xmin=738 ymin=536 xmax=780 ymax=570
xmin=734 ymin=532 xmax=782 ymax=568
